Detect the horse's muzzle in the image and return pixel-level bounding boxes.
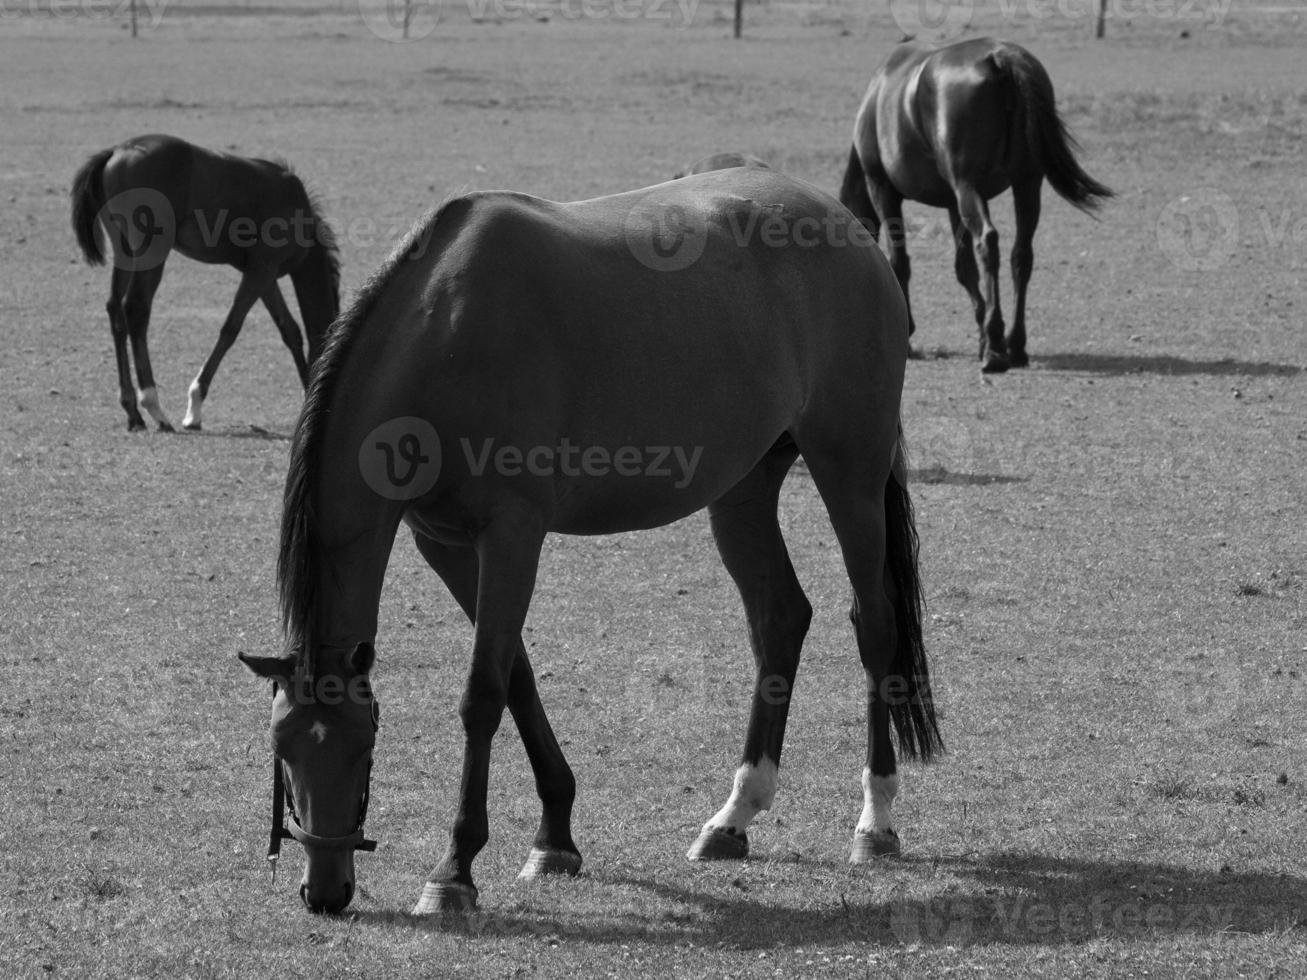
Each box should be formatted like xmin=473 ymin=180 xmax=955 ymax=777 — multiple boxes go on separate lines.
xmin=300 ymin=877 xmax=354 ymax=915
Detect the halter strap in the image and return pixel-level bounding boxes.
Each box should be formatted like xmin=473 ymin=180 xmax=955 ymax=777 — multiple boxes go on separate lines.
xmin=264 ymin=686 xmax=380 ymax=880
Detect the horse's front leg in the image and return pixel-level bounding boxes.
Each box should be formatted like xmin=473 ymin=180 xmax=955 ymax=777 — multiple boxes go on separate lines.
xmin=412 ymin=515 xmax=548 ymax=914
xmin=411 ymin=531 xmax=581 ymax=891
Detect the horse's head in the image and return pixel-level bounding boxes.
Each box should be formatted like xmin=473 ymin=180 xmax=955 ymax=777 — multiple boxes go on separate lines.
xmin=240 ymin=643 xmax=378 ymax=914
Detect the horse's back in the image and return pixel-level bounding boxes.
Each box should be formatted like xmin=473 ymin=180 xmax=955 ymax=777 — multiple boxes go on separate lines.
xmin=442 ymin=170 xmax=899 ymax=368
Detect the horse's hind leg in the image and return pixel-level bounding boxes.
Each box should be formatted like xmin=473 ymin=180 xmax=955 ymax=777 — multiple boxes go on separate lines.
xmin=182 ymin=269 xmax=269 ymax=430
xmin=955 ymin=183 xmax=1010 ymax=373
xmin=121 ymin=262 xmax=176 ymax=431
xmin=411 ymin=532 xmax=582 ymax=886
xmin=867 ymin=185 xmax=917 ymax=339
xmin=689 ymin=441 xmax=812 ymax=861
xmin=801 ymin=441 xmax=939 ymax=862
xmin=948 ymin=206 xmax=986 ymax=338
xmin=1007 ymin=178 xmax=1043 ymax=368
xmin=106 ymin=266 xmax=147 ymax=431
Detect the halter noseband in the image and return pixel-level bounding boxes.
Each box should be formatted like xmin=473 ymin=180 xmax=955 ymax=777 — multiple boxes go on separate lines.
xmin=266 ymin=691 xmax=380 ymax=879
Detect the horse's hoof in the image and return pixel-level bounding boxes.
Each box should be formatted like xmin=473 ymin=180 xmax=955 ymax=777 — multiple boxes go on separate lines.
xmin=127 ymin=420 xmax=147 ymax=433
xmin=517 ymin=846 xmax=582 ymax=879
xmin=1008 ymin=349 xmax=1029 ymax=368
xmin=687 ymin=826 xmax=748 ymax=861
xmin=849 ymin=829 xmax=901 ymax=863
xmin=981 ymin=350 xmax=1010 ymax=374
xmin=183 ymin=421 xmax=202 ymax=432
xmin=412 ymin=881 xmax=478 ymax=915
xmin=158 ymin=421 xmax=176 ymax=433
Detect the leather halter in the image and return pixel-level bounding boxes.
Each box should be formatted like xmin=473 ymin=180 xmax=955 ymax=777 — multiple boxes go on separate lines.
xmin=266 ymin=691 xmax=380 ymax=879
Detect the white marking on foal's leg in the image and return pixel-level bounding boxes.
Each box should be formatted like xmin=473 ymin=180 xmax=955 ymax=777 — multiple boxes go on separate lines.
xmin=138 ymin=386 xmax=175 ymax=431
xmin=705 ymin=759 xmax=779 ymax=834
xmin=182 ymin=378 xmax=203 ymax=430
xmin=856 ymin=768 xmax=899 ymax=836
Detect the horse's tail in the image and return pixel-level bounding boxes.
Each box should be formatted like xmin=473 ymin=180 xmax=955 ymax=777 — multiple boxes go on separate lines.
xmin=997 ymin=47 xmax=1113 ymax=213
xmin=838 ymin=144 xmax=877 ymax=232
xmin=883 ymin=432 xmax=942 ymax=762
xmin=71 ymin=147 xmax=113 ymax=265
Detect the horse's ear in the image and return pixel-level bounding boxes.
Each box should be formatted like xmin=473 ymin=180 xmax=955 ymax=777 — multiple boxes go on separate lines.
xmin=238 ymin=651 xmax=295 ymax=683
xmin=351 ymin=642 xmax=376 ymax=676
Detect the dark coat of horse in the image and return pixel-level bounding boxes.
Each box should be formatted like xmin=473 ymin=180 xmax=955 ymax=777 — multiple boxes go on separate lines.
xmin=840 ymin=37 xmax=1113 ymax=372
xmin=240 ymin=168 xmax=940 ymax=915
xmin=71 ymin=134 xmax=340 ymax=431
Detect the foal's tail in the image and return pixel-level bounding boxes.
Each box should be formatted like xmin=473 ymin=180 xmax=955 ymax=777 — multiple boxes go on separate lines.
xmin=838 ymin=144 xmax=878 ymax=233
xmin=883 ymin=433 xmax=942 ymax=762
xmin=71 ymin=147 xmax=113 ymax=265
xmin=997 ymin=47 xmax=1113 ymax=213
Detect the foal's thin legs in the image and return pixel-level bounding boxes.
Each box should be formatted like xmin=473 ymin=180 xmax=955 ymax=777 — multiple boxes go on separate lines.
xmin=182 ymin=269 xmax=271 ymax=430
xmin=411 ymin=531 xmax=581 ymax=884
xmin=105 ymin=265 xmax=146 ymax=431
xmin=260 ymin=282 xmax=311 ymax=387
xmin=689 ymin=442 xmax=812 ymax=860
xmin=119 ymin=262 xmax=175 ymax=431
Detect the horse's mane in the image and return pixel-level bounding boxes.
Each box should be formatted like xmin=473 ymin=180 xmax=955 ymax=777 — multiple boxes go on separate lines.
xmin=277 ymin=199 xmax=460 ymax=676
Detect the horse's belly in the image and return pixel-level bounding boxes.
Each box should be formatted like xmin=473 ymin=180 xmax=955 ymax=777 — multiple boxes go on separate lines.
xmin=546 ymin=436 xmax=779 ymax=535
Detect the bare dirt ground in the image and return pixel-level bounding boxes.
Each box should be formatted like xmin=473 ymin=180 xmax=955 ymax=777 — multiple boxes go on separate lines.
xmin=1 ymin=2 xmax=1304 ymax=977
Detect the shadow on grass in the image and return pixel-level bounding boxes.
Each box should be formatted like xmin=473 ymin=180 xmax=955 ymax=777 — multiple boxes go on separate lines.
xmin=357 ymin=852 xmax=1305 ymax=948
xmin=792 ymin=459 xmax=1024 ymax=488
xmin=191 ymin=425 xmax=292 ymax=441
xmin=1037 ymin=352 xmax=1303 ymax=378
xmin=909 ymin=466 xmax=1025 ymax=487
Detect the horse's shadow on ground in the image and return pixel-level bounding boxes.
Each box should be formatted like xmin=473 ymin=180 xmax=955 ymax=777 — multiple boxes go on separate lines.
xmin=188 ymin=424 xmax=292 ymax=441
xmin=1036 ymin=352 xmax=1303 ymax=378
xmin=365 ymin=852 xmax=1304 ymax=947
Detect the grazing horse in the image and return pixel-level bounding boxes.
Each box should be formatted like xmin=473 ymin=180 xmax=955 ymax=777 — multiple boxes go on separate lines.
xmin=673 ymin=151 xmax=772 ymax=178
xmin=71 ymin=134 xmax=340 ymax=431
xmin=840 ymin=37 xmax=1113 ymax=372
xmin=239 ymin=168 xmax=941 ymax=915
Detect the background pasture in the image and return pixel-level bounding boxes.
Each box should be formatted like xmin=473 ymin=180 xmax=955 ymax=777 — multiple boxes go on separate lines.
xmin=1 ymin=1 xmax=1304 ymax=976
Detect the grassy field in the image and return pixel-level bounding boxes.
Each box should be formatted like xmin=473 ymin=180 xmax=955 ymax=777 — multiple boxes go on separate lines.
xmin=2 ymin=1 xmax=1305 ymax=977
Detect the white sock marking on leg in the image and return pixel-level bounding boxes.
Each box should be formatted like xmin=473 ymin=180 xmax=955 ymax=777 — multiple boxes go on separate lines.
xmin=705 ymin=759 xmax=779 ymax=834
xmin=138 ymin=385 xmax=175 ymax=430
xmin=857 ymin=768 xmax=899 ymax=836
xmin=182 ymin=378 xmax=203 ymax=429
